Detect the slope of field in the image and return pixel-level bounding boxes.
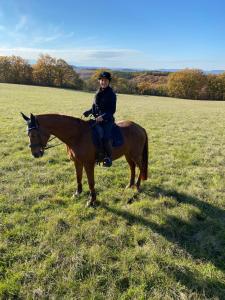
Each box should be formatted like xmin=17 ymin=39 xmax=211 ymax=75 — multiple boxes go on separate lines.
xmin=0 ymin=83 xmax=225 ymax=299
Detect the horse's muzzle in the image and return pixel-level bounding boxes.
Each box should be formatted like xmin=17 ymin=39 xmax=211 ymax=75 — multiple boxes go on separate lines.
xmin=33 ymin=150 xmax=44 ymax=158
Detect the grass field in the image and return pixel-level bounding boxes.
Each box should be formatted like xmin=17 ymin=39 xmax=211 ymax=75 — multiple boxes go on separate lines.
xmin=1 ymin=83 xmax=225 ymax=299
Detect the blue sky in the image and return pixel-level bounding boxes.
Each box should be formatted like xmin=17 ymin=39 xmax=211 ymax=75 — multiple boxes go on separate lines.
xmin=0 ymin=0 xmax=225 ymax=70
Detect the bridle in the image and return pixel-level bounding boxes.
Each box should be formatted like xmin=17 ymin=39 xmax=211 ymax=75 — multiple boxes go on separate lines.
xmin=27 ymin=122 xmax=63 ymax=151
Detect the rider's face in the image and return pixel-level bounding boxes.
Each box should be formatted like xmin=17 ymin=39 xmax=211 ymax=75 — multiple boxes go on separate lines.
xmin=99 ymin=78 xmax=109 ymax=89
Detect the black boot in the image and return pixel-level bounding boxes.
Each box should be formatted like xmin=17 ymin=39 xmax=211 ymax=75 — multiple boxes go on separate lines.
xmin=95 ymin=141 xmax=105 ymax=164
xmin=103 ymin=140 xmax=112 ymax=167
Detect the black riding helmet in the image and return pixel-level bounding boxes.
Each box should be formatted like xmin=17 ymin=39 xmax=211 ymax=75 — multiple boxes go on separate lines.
xmin=98 ymin=71 xmax=112 ymax=81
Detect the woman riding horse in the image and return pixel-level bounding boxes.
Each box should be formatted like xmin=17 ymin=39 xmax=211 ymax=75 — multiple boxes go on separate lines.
xmin=22 ymin=112 xmax=148 ymax=207
xmin=83 ymin=71 xmax=116 ymax=167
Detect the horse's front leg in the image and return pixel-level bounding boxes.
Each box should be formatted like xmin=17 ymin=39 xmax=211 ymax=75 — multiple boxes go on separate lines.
xmin=84 ymin=162 xmax=96 ymax=207
xmin=73 ymin=159 xmax=83 ymax=197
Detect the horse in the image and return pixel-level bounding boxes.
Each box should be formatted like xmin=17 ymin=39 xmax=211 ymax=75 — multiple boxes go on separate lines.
xmin=21 ymin=113 xmax=148 ymax=207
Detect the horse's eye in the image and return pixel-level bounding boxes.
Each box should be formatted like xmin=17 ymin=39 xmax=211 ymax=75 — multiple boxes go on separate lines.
xmin=30 ymin=133 xmax=37 ymax=138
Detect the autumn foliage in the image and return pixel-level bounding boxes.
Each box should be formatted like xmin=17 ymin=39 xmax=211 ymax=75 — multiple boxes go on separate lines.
xmin=1 ymin=54 xmax=225 ymax=100
xmin=0 ymin=54 xmax=83 ymax=90
xmin=168 ymin=69 xmax=207 ymax=99
xmin=33 ymin=55 xmax=83 ymax=89
xmin=0 ymin=56 xmax=32 ymax=84
xmin=84 ymin=69 xmax=137 ymax=94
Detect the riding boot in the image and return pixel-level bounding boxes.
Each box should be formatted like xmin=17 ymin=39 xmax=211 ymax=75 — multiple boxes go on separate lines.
xmin=103 ymin=140 xmax=112 ymax=167
xmin=95 ymin=139 xmax=105 ymax=163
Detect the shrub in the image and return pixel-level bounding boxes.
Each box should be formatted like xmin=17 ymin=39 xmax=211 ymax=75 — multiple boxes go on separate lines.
xmin=168 ymin=69 xmax=207 ymax=99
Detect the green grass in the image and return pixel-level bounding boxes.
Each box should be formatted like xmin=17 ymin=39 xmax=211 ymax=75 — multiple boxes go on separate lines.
xmin=1 ymin=83 xmax=225 ymax=299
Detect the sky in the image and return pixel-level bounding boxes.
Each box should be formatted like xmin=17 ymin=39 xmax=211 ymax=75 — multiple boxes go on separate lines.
xmin=0 ymin=0 xmax=225 ymax=70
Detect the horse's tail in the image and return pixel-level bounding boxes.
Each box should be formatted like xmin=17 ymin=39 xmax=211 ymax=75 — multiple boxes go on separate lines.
xmin=141 ymin=130 xmax=148 ymax=180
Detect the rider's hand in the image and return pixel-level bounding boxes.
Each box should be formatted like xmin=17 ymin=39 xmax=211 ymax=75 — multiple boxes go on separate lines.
xmin=83 ymin=110 xmax=90 ymax=117
xmin=96 ymin=116 xmax=103 ymax=122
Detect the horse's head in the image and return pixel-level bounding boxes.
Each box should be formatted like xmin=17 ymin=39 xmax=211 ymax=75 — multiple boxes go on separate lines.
xmin=21 ymin=112 xmax=50 ymax=158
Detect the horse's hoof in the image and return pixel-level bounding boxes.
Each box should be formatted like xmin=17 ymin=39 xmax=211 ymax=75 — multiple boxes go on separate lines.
xmin=86 ymin=200 xmax=95 ymax=208
xmin=126 ymin=184 xmax=136 ymax=189
xmin=75 ymin=190 xmax=82 ymax=196
xmin=127 ymin=192 xmax=139 ymax=204
xmin=72 ymin=191 xmax=82 ymax=199
xmin=127 ymin=197 xmax=134 ymax=204
xmin=86 ymin=200 xmax=99 ymax=208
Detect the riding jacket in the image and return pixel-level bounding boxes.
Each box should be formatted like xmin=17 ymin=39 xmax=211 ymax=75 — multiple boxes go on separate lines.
xmin=86 ymin=86 xmax=117 ymax=122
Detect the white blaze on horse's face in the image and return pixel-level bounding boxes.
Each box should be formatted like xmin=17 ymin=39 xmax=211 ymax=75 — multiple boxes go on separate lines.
xmin=28 ymin=129 xmax=44 ymax=158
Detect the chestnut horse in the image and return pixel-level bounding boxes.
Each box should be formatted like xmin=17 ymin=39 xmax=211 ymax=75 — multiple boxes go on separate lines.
xmin=21 ymin=113 xmax=148 ymax=207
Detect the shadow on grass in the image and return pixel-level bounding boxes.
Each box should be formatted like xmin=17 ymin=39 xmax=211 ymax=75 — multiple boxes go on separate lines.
xmin=101 ymin=186 xmax=225 ymax=298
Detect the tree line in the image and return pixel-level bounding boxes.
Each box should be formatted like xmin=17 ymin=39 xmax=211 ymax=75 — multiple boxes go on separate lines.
xmin=1 ymin=54 xmax=225 ymax=100
xmin=0 ymin=54 xmax=83 ymax=89
xmin=85 ymin=68 xmax=225 ymax=100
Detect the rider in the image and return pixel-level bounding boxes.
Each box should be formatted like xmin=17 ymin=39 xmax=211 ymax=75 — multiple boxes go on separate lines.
xmin=83 ymin=71 xmax=116 ymax=167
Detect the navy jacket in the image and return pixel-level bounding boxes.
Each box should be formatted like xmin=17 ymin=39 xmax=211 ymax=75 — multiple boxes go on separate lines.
xmin=86 ymin=86 xmax=116 ymax=121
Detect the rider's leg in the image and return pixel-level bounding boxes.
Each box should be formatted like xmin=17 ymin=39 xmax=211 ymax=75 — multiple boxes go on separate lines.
xmin=95 ymin=124 xmax=104 ymax=161
xmin=102 ymin=122 xmax=113 ymax=167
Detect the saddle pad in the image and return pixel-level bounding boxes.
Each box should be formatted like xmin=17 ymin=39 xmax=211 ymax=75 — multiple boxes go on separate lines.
xmin=89 ymin=121 xmax=124 ymax=147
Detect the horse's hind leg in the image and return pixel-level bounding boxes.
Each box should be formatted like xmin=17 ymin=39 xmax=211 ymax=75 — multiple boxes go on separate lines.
xmin=136 ymin=169 xmax=142 ymax=191
xmin=126 ymin=155 xmax=142 ymax=205
xmin=73 ymin=159 xmax=83 ymax=196
xmin=125 ymin=155 xmax=136 ymax=189
xmin=133 ymin=156 xmax=143 ymax=192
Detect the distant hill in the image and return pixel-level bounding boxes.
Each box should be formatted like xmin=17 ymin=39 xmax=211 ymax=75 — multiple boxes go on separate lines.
xmin=73 ymin=66 xmax=225 ymax=79
xmin=204 ymin=70 xmax=225 ymax=74
xmin=74 ymin=68 xmax=96 ymax=80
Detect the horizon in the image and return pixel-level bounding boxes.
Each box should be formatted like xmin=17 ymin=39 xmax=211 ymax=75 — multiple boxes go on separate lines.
xmin=27 ymin=60 xmax=225 ymax=73
xmin=0 ymin=0 xmax=225 ymax=70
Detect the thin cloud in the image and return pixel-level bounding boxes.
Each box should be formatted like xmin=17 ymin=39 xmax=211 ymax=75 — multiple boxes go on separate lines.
xmin=0 ymin=16 xmax=75 ymax=47
xmin=32 ymin=34 xmax=64 ymax=44
xmin=0 ymin=47 xmax=143 ymax=67
xmin=85 ymin=49 xmax=138 ymax=59
xmin=15 ymin=15 xmax=28 ymax=32
xmin=1 ymin=47 xmax=223 ymax=69
xmin=64 ymin=32 xmax=74 ymax=38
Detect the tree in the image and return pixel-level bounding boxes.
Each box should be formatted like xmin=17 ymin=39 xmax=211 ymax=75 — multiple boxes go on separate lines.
xmin=113 ymin=77 xmax=137 ymax=94
xmin=32 ymin=54 xmax=57 ymax=86
xmin=54 ymin=59 xmax=83 ymax=89
xmin=168 ymin=69 xmax=207 ymax=99
xmin=10 ymin=56 xmax=32 ymax=84
xmin=136 ymin=81 xmax=168 ymax=96
xmin=84 ymin=69 xmax=135 ymax=93
xmin=0 ymin=56 xmax=32 ymax=84
xmin=218 ymin=72 xmax=225 ymax=100
xmin=33 ymin=55 xmax=83 ymax=89
xmin=205 ymin=74 xmax=224 ymax=100
xmin=0 ymin=56 xmax=11 ymax=83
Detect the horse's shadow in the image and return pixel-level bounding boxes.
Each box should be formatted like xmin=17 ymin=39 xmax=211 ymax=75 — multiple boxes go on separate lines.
xmin=101 ymin=186 xmax=225 ymax=298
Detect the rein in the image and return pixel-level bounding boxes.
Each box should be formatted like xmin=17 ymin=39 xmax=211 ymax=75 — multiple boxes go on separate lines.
xmin=44 ymin=136 xmax=63 ymax=150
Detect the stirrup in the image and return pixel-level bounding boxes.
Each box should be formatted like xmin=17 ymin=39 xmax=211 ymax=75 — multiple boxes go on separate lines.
xmin=103 ymin=157 xmax=112 ymax=167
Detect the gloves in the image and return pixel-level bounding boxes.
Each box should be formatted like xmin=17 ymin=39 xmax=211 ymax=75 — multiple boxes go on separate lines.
xmin=83 ymin=110 xmax=91 ymax=117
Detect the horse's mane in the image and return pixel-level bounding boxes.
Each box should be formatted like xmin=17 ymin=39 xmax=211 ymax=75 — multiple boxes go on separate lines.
xmin=36 ymin=114 xmax=86 ymax=124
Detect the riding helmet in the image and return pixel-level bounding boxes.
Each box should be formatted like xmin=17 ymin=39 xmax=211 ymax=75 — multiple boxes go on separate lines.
xmin=98 ymin=71 xmax=112 ymax=81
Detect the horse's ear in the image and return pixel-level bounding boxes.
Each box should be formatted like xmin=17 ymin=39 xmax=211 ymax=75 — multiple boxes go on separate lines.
xmin=21 ymin=112 xmax=30 ymax=121
xmin=30 ymin=113 xmax=36 ymax=123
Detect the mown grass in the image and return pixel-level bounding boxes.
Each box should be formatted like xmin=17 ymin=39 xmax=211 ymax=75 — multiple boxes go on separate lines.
xmin=0 ymin=83 xmax=225 ymax=299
